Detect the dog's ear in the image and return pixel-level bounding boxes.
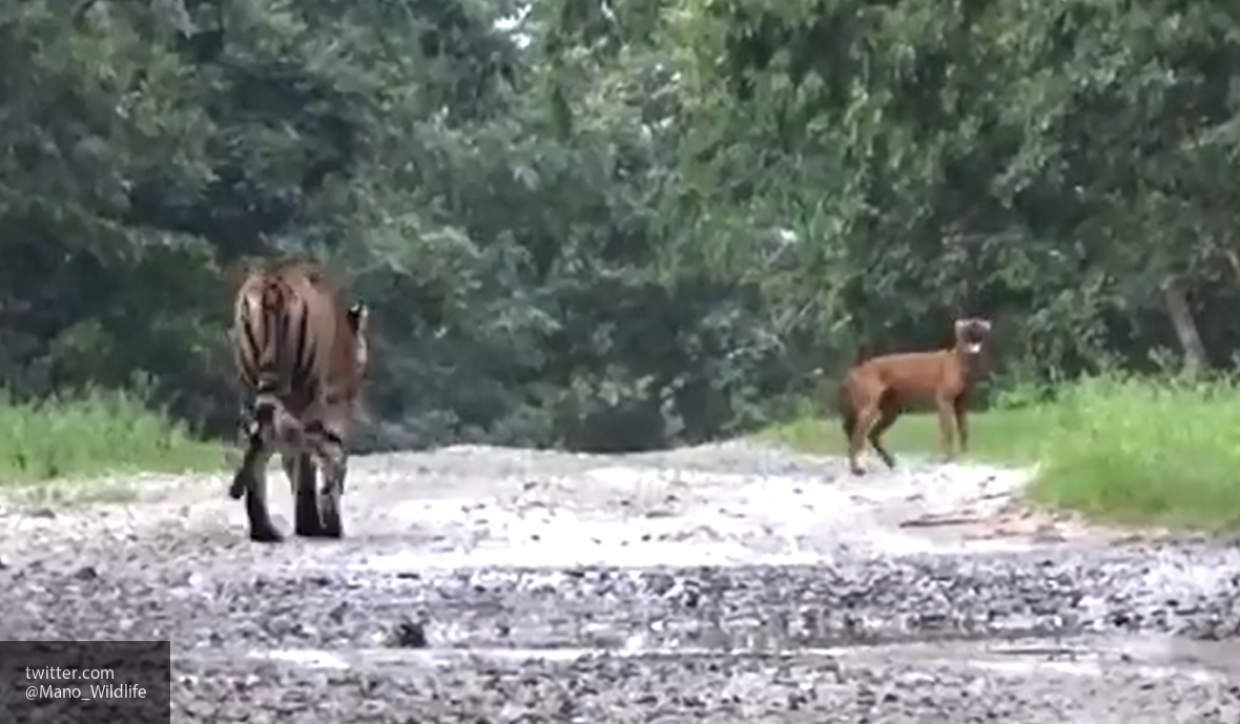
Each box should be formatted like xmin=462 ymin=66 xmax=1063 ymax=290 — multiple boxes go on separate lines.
xmin=954 ymin=319 xmax=968 ymax=335
xmin=979 ymin=319 xmax=992 ymax=332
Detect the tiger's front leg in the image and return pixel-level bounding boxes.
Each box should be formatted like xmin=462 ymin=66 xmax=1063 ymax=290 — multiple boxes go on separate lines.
xmin=315 ymin=449 xmax=346 ymax=540
xmin=232 ymin=437 xmax=283 ymax=543
xmin=282 ymin=452 xmax=322 ymax=538
xmin=304 ymin=422 xmax=347 ymax=540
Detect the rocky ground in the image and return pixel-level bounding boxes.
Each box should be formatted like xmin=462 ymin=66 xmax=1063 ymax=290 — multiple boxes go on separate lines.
xmin=2 ymin=441 xmax=1239 ymax=722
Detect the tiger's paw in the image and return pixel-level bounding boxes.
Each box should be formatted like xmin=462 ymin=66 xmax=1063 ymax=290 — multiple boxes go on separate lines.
xmin=248 ymin=522 xmax=284 ymax=544
xmin=316 ymin=492 xmax=343 ymax=539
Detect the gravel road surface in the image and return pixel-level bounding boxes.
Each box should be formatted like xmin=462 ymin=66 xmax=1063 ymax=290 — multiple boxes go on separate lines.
xmin=2 ymin=441 xmax=1239 ymax=722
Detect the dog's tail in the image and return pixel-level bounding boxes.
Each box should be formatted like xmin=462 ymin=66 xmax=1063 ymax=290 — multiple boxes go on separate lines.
xmin=851 ymin=343 xmax=873 ymax=366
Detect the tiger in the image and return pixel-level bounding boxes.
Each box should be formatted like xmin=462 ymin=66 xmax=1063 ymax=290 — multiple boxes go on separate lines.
xmin=227 ymin=257 xmax=370 ymax=543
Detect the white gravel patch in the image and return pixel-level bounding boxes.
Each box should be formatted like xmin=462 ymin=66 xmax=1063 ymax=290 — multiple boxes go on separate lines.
xmin=0 ymin=442 xmax=1092 ymax=570
xmin=350 ymin=451 xmax=1052 ymax=571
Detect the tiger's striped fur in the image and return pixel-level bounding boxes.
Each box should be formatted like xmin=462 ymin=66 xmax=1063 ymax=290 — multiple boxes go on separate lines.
xmin=228 ymin=258 xmax=369 ymax=543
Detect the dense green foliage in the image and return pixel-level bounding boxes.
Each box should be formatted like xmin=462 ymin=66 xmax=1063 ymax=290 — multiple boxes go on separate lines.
xmin=5 ymin=0 xmax=1240 ymax=453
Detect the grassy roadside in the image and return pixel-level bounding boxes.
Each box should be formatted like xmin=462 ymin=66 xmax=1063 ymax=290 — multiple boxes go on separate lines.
xmin=755 ymin=373 xmax=1240 ymax=531
xmin=0 ymin=387 xmax=226 ymax=500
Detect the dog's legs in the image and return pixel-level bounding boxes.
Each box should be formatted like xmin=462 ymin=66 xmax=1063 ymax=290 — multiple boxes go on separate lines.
xmin=841 ymin=411 xmax=858 ymax=466
xmin=935 ymin=394 xmax=957 ymax=462
xmin=849 ymin=403 xmax=881 ymax=475
xmin=869 ymin=402 xmax=900 ymax=470
xmin=953 ymin=396 xmax=969 ymax=455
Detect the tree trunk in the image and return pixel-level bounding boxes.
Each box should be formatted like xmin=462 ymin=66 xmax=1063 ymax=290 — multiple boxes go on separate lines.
xmin=1161 ymin=276 xmax=1207 ymax=378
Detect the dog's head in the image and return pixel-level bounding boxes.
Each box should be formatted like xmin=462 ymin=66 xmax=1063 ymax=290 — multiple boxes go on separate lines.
xmin=953 ymin=317 xmax=992 ymax=356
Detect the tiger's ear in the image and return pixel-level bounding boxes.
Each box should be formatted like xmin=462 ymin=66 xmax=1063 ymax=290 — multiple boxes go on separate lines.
xmin=347 ymin=302 xmax=369 ymax=335
xmin=224 ymin=257 xmax=265 ymax=292
xmin=348 ymin=302 xmax=370 ymax=372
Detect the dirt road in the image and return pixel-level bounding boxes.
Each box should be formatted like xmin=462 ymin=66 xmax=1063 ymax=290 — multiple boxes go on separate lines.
xmin=2 ymin=441 xmax=1239 ymax=722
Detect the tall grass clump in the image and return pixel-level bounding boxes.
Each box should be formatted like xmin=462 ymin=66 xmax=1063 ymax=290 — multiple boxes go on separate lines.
xmin=1028 ymin=372 xmax=1240 ymax=530
xmin=0 ymin=386 xmax=225 ymax=485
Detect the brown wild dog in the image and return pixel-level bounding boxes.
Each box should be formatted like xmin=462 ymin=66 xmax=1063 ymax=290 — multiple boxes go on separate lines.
xmin=837 ymin=318 xmax=992 ymax=476
xmin=228 ymin=258 xmax=370 ymax=543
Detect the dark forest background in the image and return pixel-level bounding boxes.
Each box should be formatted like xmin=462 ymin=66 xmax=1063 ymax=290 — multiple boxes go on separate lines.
xmin=4 ymin=0 xmax=1239 ymax=453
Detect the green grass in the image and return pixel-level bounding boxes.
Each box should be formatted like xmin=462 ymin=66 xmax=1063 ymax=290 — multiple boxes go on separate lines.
xmin=756 ymin=373 xmax=1240 ymax=531
xmin=0 ymin=387 xmax=226 ymax=494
